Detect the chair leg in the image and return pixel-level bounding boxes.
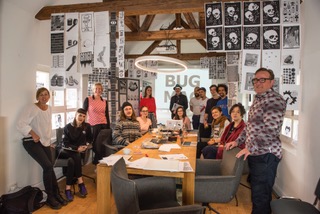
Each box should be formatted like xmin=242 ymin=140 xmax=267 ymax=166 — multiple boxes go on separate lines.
xmin=82 ymin=174 xmax=96 ymax=183
xmin=235 ymin=194 xmax=238 ymax=206
xmin=202 ymin=203 xmax=220 ymax=214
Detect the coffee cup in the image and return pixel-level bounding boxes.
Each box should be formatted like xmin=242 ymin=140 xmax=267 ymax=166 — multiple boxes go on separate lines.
xmin=123 ymin=148 xmax=131 ymax=155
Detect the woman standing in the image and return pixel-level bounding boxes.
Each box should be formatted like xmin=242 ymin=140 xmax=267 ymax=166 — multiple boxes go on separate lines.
xmin=113 ymin=102 xmax=142 ymax=146
xmin=173 ymin=106 xmax=191 ymax=130
xmin=83 ymin=82 xmax=110 ymax=165
xmin=201 ymin=106 xmax=230 ymax=159
xmin=140 ymin=86 xmax=157 ymax=128
xmin=57 ymin=108 xmax=93 ymax=202
xmin=17 ymin=87 xmax=67 ymax=210
xmin=137 ymin=106 xmax=152 ymax=135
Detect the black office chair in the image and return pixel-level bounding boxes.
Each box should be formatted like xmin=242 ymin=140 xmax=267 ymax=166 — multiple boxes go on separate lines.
xmin=111 ymin=158 xmax=205 ymax=214
xmin=271 ymin=177 xmax=320 ymax=214
xmin=95 ymin=129 xmax=124 ymax=158
xmin=195 ymin=147 xmax=245 ymax=214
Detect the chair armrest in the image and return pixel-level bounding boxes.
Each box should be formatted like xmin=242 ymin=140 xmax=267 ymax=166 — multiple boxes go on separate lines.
xmin=102 ymin=144 xmax=124 ymax=157
xmin=278 ymin=196 xmax=302 ymax=201
xmin=196 ymin=159 xmax=221 ymax=176
xmin=138 ymin=205 xmax=205 ymax=214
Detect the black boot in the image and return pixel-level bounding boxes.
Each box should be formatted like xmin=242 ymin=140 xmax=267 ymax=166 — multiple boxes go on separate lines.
xmin=46 ymin=195 xmax=62 ymax=210
xmin=55 ymin=191 xmax=68 ymax=206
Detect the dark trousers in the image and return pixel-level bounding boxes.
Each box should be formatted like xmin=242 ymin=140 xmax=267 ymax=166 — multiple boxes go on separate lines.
xmin=248 ymin=153 xmax=280 ymax=214
xmin=191 ymin=115 xmax=200 ymax=130
xmin=23 ymin=140 xmax=59 ymax=196
xmin=201 ymin=145 xmax=218 ymax=159
xmin=91 ymin=124 xmax=109 ymax=164
xmin=196 ymin=123 xmax=212 ymax=158
xmin=58 ymin=149 xmax=82 ymax=185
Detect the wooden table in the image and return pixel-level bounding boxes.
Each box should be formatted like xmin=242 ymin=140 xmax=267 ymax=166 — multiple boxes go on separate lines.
xmin=96 ymin=133 xmax=197 ymax=214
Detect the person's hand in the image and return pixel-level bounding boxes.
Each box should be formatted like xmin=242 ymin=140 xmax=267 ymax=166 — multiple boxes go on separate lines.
xmin=78 ymin=145 xmax=87 ymax=152
xmin=225 ymin=141 xmax=237 ymax=150
xmin=31 ymin=133 xmax=40 ymax=143
xmin=236 ymin=148 xmax=251 ymax=160
xmin=207 ymin=139 xmax=215 ymax=145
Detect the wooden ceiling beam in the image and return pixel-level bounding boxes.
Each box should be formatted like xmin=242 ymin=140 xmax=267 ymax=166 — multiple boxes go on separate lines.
xmin=140 ymin=15 xmax=155 ymax=32
xmin=183 ymin=13 xmax=198 ymax=29
xmin=35 ymin=0 xmax=216 ymax=20
xmin=125 ymin=52 xmax=226 ymax=60
xmin=143 ymin=41 xmax=162 ymax=55
xmin=125 ymin=16 xmax=139 ymax=32
xmin=198 ymin=12 xmax=205 ymax=29
xmin=125 ymin=29 xmax=205 ymax=41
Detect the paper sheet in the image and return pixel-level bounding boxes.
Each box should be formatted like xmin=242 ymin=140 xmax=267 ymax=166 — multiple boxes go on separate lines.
xmin=158 ymin=144 xmax=181 ymax=152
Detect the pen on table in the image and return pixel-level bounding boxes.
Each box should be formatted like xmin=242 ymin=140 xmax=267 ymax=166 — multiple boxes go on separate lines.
xmin=145 ymin=154 xmax=149 ymax=157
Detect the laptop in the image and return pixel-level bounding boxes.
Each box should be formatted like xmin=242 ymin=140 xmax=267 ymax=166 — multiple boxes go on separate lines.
xmin=166 ymin=119 xmax=183 ymax=130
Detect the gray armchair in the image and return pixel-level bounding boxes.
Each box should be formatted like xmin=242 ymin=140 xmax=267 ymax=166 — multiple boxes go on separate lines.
xmin=111 ymin=158 xmax=205 ymax=214
xmin=95 ymin=129 xmax=124 ymax=158
xmin=271 ymin=177 xmax=320 ymax=214
xmin=195 ymin=147 xmax=244 ymax=214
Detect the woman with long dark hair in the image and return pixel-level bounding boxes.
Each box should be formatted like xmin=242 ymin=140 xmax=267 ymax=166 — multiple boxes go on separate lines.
xmin=140 ymin=86 xmax=157 ymax=128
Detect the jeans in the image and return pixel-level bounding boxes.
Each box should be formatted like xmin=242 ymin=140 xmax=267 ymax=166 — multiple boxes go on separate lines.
xmin=192 ymin=115 xmax=200 ymax=130
xmin=91 ymin=124 xmax=109 ymax=164
xmin=248 ymin=153 xmax=280 ymax=214
xmin=23 ymin=140 xmax=59 ymax=196
xmin=201 ymin=145 xmax=218 ymax=159
xmin=196 ymin=123 xmax=212 ymax=158
xmin=58 ymin=149 xmax=83 ymax=185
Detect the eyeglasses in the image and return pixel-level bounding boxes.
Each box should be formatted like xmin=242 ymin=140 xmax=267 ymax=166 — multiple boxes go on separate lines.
xmin=141 ymin=110 xmax=148 ymax=112
xmin=252 ymin=78 xmax=273 ymax=84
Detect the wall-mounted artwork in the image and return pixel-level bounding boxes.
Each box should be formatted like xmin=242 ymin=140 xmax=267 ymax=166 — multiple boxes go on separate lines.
xmin=243 ymin=26 xmax=261 ymax=50
xmin=263 ymin=25 xmax=280 ymax=49
xmin=283 ymin=25 xmax=300 ymax=49
xmin=225 ymin=26 xmax=242 ymax=51
xmin=262 ymin=0 xmax=280 ymax=25
xmin=206 ymin=26 xmax=223 ymax=51
xmin=281 ymin=84 xmax=299 ymax=110
xmin=262 ymin=50 xmax=281 ymax=77
xmin=281 ymin=0 xmax=300 ymax=24
xmin=281 ymin=118 xmax=292 ymax=138
xmin=228 ymin=82 xmax=238 ymax=99
xmin=226 ymin=52 xmax=240 ymax=65
xmin=224 ymin=2 xmax=242 ymax=26
xmin=205 ymin=2 xmax=223 ymax=26
xmin=226 ymin=65 xmax=239 ymax=82
xmin=243 ymin=1 xmax=261 ymax=25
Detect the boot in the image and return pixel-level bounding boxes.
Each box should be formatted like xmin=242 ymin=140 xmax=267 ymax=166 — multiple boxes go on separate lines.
xmin=78 ymin=183 xmax=88 ymax=197
xmin=55 ymin=191 xmax=68 ymax=206
xmin=46 ymin=195 xmax=62 ymax=210
xmin=65 ymin=189 xmax=74 ymax=202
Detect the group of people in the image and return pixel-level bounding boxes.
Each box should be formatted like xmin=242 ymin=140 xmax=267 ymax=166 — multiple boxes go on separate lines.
xmin=17 ymin=67 xmax=286 ymax=214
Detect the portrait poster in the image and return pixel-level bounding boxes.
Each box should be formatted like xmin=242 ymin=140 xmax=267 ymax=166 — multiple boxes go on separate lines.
xmin=224 ymin=2 xmax=242 ymax=26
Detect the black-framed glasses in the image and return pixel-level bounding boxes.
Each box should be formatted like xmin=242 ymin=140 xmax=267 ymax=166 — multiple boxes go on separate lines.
xmin=141 ymin=110 xmax=148 ymax=112
xmin=252 ymin=78 xmax=273 ymax=84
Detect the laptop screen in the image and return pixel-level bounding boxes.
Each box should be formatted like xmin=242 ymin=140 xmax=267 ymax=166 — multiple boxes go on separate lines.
xmin=166 ymin=119 xmax=183 ymax=130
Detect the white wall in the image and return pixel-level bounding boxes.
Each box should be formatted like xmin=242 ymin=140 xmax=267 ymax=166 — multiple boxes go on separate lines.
xmin=273 ymin=0 xmax=320 ymax=203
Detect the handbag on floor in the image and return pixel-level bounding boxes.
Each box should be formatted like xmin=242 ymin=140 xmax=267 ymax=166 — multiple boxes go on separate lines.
xmin=0 ymin=185 xmax=45 ymax=213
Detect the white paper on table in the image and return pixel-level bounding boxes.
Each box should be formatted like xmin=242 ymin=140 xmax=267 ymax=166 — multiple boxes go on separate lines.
xmin=158 ymin=144 xmax=181 ymax=152
xmin=186 ymin=133 xmax=198 ymax=137
xmin=99 ymin=154 xmax=132 ymax=166
xmin=159 ymin=154 xmax=188 ymax=160
xmin=127 ymin=157 xmax=149 ymax=169
xmin=143 ymin=158 xmax=180 ymax=172
xmin=179 ymin=161 xmax=194 ymax=172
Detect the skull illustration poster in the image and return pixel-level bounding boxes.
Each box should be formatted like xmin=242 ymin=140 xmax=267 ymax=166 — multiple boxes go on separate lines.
xmin=281 ymin=0 xmax=300 ymax=24
xmin=224 ymin=2 xmax=242 ymax=26
xmin=206 ymin=26 xmax=223 ymax=51
xmin=244 ymin=26 xmax=261 ymax=50
xmin=225 ymin=26 xmax=242 ymax=51
xmin=263 ymin=25 xmax=280 ymax=49
xmin=243 ymin=1 xmax=261 ymax=25
xmin=283 ymin=25 xmax=300 ymax=49
xmin=205 ymin=2 xmax=222 ymax=26
xmin=262 ymin=0 xmax=280 ymax=25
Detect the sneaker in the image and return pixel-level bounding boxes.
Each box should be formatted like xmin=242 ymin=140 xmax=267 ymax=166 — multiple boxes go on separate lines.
xmin=55 ymin=193 xmax=68 ymax=206
xmin=65 ymin=189 xmax=74 ymax=202
xmin=46 ymin=196 xmax=62 ymax=210
xmin=78 ymin=183 xmax=88 ymax=197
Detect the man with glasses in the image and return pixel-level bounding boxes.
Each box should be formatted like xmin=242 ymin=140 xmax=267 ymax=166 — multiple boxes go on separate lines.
xmin=226 ymin=67 xmax=286 ymax=214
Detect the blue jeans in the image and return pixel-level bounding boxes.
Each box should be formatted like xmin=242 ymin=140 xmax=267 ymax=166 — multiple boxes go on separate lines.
xmin=248 ymin=153 xmax=280 ymax=214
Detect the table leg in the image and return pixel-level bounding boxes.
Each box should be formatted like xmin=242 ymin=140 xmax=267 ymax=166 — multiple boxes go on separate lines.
xmin=97 ymin=164 xmax=112 ymax=214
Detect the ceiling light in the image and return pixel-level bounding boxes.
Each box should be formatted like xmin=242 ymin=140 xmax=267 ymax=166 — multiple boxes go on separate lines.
xmin=134 ymin=56 xmax=188 ymax=73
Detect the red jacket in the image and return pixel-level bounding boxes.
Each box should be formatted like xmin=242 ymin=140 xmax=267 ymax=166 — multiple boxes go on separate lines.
xmin=216 ymin=120 xmax=246 ymax=159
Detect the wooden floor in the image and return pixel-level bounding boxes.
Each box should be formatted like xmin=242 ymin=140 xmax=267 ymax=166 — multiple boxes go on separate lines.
xmin=35 ymin=164 xmax=253 ymax=214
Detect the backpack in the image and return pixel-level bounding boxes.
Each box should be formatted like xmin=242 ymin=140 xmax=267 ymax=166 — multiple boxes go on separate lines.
xmin=0 ymin=186 xmax=45 ymax=214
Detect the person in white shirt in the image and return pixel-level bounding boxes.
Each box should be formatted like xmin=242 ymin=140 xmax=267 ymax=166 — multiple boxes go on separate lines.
xmin=189 ymin=86 xmax=201 ymax=129
xmin=137 ymin=106 xmax=152 ymax=135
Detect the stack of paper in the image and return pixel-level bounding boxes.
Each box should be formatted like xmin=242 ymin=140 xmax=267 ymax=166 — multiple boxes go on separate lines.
xmin=99 ymin=154 xmax=132 ymax=166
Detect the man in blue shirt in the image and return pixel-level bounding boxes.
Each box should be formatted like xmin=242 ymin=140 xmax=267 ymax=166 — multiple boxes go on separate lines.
xmin=216 ymin=84 xmax=230 ymax=120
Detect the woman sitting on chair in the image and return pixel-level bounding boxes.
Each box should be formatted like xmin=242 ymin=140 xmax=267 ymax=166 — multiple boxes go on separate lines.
xmin=173 ymin=106 xmax=192 ymax=130
xmin=137 ymin=106 xmax=152 ymax=135
xmin=58 ymin=108 xmax=93 ymax=202
xmin=202 ymin=104 xmax=246 ymax=159
xmin=113 ymin=102 xmax=142 ymax=146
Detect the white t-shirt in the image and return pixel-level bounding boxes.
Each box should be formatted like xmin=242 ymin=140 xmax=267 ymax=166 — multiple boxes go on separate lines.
xmin=199 ymin=98 xmax=209 ymax=123
xmin=189 ymin=97 xmax=202 ymax=115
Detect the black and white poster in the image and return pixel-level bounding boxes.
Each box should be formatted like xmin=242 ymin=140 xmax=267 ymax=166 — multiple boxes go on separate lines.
xmin=283 ymin=25 xmax=300 ymax=49
xmin=224 ymin=2 xmax=242 ymax=26
xmin=206 ymin=26 xmax=223 ymax=51
xmin=243 ymin=26 xmax=261 ymax=50
xmin=225 ymin=27 xmax=242 ymax=51
xmin=226 ymin=65 xmax=239 ymax=82
xmin=205 ymin=2 xmax=223 ymax=26
xmin=262 ymin=1 xmax=280 ymax=25
xmin=281 ymin=84 xmax=299 ymax=110
xmin=263 ymin=25 xmax=280 ymax=49
xmin=281 ymin=0 xmax=300 ymax=24
xmin=243 ymin=1 xmax=261 ymax=25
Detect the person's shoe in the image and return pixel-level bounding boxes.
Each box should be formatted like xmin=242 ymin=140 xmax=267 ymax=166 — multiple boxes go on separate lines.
xmin=65 ymin=189 xmax=74 ymax=202
xmin=55 ymin=193 xmax=68 ymax=206
xmin=46 ymin=196 xmax=62 ymax=210
xmin=78 ymin=183 xmax=88 ymax=197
